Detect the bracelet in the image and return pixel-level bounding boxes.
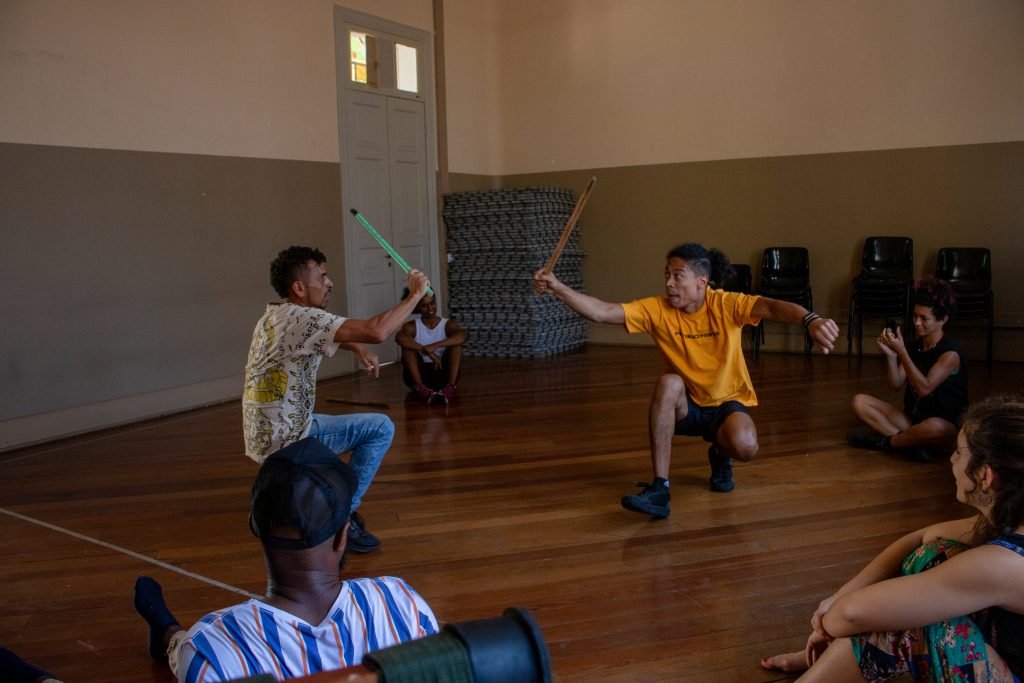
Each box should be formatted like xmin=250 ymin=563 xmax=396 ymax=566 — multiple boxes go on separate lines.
xmin=802 ymin=312 xmax=821 ymax=330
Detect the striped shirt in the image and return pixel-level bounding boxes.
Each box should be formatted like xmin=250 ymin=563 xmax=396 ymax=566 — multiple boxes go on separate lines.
xmin=176 ymin=577 xmax=438 ymax=683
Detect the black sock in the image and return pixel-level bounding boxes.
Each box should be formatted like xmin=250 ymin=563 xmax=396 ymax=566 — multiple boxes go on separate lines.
xmin=134 ymin=576 xmax=180 ymax=660
xmin=881 ymin=435 xmax=894 ymax=451
xmin=0 ymin=647 xmax=53 ymax=683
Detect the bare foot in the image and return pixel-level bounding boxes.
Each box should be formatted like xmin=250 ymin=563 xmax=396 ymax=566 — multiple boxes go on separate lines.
xmin=760 ymin=650 xmax=808 ymax=673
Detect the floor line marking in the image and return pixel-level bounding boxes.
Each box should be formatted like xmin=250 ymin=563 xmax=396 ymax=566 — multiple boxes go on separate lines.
xmin=0 ymin=507 xmax=259 ymax=599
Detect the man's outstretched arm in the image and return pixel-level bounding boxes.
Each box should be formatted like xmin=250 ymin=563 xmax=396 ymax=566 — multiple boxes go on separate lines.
xmin=335 ymin=269 xmax=430 ymax=344
xmin=533 ymin=269 xmax=624 ymax=325
xmin=752 ymin=296 xmax=839 ymax=354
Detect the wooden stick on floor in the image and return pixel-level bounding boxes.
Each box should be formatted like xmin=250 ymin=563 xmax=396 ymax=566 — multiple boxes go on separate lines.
xmin=534 ymin=176 xmax=597 ymax=293
xmin=326 ymin=397 xmax=391 ymax=410
xmin=324 ymin=362 xmax=397 ymax=410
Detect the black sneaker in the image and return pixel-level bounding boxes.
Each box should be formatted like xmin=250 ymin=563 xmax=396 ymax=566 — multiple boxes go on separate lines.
xmin=346 ymin=511 xmax=380 ymax=553
xmin=846 ymin=428 xmax=888 ymax=451
xmin=708 ymin=445 xmax=735 ymax=493
xmin=620 ymin=482 xmax=670 ymax=518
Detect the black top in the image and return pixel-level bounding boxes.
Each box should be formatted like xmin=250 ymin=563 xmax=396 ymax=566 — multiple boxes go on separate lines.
xmin=903 ymin=336 xmax=968 ymax=424
xmin=985 ymin=532 xmax=1024 ymax=677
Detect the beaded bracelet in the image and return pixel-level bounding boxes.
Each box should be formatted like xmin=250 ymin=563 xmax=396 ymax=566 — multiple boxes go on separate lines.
xmin=802 ymin=312 xmax=821 ymax=329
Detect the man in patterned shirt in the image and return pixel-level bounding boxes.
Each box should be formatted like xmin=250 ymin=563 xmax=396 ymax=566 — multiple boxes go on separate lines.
xmin=134 ymin=437 xmax=439 ymax=682
xmin=243 ymin=245 xmax=430 ymax=552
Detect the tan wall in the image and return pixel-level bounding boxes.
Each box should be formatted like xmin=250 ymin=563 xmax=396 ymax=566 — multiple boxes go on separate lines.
xmin=0 ymin=0 xmax=435 ymax=449
xmin=444 ymin=0 xmax=1024 ymax=174
xmin=441 ymin=0 xmax=503 ymax=176
xmin=441 ymin=0 xmax=1024 ymax=363
xmin=4 ymin=1 xmax=1023 ymax=449
xmin=0 ymin=143 xmax=351 ymax=449
xmin=0 ymin=0 xmax=433 ymax=161
xmin=495 ymin=142 xmax=1023 ymax=361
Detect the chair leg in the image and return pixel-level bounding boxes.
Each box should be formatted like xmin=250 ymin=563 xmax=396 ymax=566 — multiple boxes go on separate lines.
xmin=847 ymin=296 xmax=855 ymax=356
xmin=987 ymin=293 xmax=994 ymax=367
xmin=857 ymin=310 xmax=864 ymax=357
xmin=987 ymin=317 xmax=994 ymax=368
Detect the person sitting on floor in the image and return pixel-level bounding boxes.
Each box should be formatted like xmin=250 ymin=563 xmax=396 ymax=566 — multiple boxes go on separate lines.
xmin=133 ymin=437 xmax=438 ymax=682
xmin=395 ymin=289 xmax=468 ymax=404
xmin=847 ymin=278 xmax=967 ymax=462
xmin=761 ymin=394 xmax=1024 ymax=682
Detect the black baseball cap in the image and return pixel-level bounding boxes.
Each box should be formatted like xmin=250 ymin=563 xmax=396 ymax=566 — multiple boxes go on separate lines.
xmin=249 ymin=437 xmax=358 ymax=550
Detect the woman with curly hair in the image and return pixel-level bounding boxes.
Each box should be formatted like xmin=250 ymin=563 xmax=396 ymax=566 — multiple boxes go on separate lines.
xmin=763 ymin=394 xmax=1024 ymax=682
xmin=847 ymin=277 xmax=967 ymax=461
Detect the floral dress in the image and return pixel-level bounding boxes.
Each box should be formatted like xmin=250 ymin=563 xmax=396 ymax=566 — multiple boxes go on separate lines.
xmin=850 ymin=537 xmax=1022 ymax=683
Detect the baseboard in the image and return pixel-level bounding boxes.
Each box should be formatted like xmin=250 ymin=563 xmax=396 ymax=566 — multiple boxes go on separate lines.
xmin=0 ymin=374 xmax=244 ymax=452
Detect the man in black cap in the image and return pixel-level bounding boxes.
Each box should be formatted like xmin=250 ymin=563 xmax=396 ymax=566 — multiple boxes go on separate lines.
xmin=133 ymin=437 xmax=438 ymax=682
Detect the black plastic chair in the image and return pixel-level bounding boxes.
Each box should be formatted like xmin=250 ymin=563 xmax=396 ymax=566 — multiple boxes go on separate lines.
xmin=848 ymin=237 xmax=914 ymax=355
xmin=936 ymin=247 xmax=994 ymax=364
xmin=722 ymin=264 xmax=763 ymax=359
xmin=758 ymin=247 xmax=813 ymax=355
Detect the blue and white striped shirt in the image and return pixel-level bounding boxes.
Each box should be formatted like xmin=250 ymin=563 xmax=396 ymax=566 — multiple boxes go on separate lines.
xmin=176 ymin=577 xmax=438 ymax=682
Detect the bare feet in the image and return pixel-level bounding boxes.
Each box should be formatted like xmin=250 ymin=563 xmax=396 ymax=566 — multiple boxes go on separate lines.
xmin=760 ymin=650 xmax=808 ymax=673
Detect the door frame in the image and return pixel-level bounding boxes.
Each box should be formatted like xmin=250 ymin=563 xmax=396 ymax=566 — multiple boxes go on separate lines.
xmin=333 ymin=6 xmax=441 ymax=319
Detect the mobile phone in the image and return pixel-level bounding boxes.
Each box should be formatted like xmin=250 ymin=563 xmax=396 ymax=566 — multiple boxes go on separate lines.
xmin=885 ymin=318 xmax=899 ymax=334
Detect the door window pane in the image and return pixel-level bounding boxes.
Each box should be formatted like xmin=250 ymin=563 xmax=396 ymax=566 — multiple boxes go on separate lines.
xmin=396 ymin=43 xmax=418 ymax=93
xmin=350 ymin=31 xmax=366 ymax=83
xmin=350 ymin=31 xmax=378 ymax=86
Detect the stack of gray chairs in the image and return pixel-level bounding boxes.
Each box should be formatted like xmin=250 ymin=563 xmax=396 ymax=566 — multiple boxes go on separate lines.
xmin=443 ymin=187 xmax=587 ymax=358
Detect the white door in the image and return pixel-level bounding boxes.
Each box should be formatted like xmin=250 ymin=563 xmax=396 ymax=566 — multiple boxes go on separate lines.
xmin=335 ymin=8 xmax=440 ymax=363
xmin=387 ymin=96 xmax=431 ymax=297
xmin=342 ymin=91 xmax=395 ymax=321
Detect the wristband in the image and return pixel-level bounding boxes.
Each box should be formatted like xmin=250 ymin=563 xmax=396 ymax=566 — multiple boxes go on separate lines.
xmin=802 ymin=312 xmax=821 ymax=330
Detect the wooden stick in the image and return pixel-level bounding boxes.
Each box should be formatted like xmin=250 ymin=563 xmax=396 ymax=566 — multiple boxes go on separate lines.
xmin=326 ymin=397 xmax=391 ymax=410
xmin=323 ymin=361 xmax=397 ymax=409
xmin=350 ymin=209 xmax=433 ymax=295
xmin=542 ymin=176 xmax=597 ymax=275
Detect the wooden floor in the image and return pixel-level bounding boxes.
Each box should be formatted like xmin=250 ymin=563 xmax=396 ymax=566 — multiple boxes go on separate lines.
xmin=2 ymin=346 xmax=1021 ymax=682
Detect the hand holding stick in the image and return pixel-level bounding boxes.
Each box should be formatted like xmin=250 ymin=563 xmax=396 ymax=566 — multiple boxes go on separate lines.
xmin=350 ymin=208 xmax=433 ymax=296
xmin=534 ymin=176 xmax=597 ymax=293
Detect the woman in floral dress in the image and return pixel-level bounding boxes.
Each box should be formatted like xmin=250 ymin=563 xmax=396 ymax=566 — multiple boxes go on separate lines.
xmin=761 ymin=394 xmax=1024 ymax=682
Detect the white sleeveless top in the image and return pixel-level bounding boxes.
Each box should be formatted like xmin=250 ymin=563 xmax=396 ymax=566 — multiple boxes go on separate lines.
xmin=415 ymin=317 xmax=448 ymax=363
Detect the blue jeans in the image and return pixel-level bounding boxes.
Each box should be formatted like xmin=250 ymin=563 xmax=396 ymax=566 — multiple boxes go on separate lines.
xmin=308 ymin=413 xmax=394 ymax=511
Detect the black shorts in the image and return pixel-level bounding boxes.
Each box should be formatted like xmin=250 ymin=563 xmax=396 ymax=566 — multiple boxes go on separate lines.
xmin=401 ymin=357 xmax=447 ymax=390
xmin=905 ymin=399 xmax=961 ymax=427
xmin=674 ymin=396 xmax=750 ymax=443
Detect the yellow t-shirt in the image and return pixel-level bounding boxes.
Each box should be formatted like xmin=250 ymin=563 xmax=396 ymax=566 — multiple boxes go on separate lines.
xmin=621 ymin=289 xmax=761 ymax=407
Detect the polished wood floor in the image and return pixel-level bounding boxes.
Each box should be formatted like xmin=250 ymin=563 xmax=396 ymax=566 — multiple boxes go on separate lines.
xmin=1 ymin=346 xmax=1021 ymax=682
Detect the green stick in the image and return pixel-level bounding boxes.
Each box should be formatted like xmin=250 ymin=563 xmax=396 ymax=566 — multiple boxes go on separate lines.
xmin=350 ymin=208 xmax=433 ymax=295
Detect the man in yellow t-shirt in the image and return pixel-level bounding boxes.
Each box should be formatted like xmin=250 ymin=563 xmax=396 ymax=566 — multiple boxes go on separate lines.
xmin=533 ymin=243 xmax=839 ymax=518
